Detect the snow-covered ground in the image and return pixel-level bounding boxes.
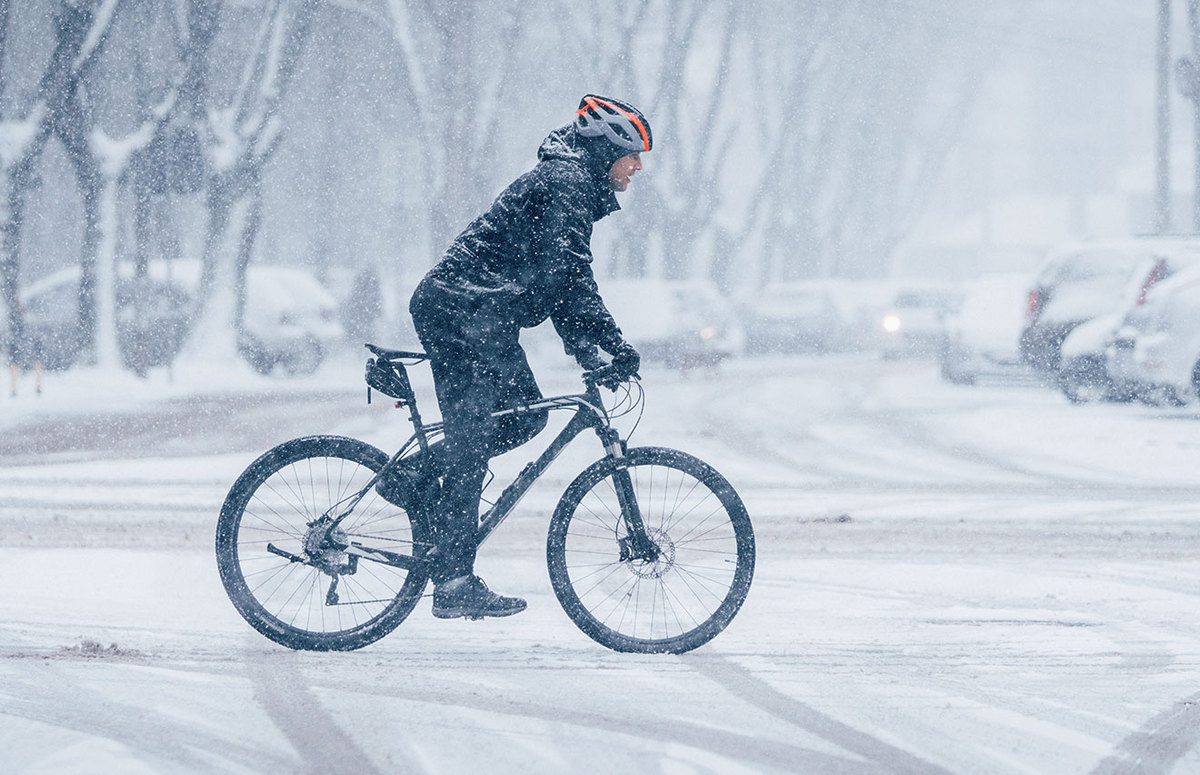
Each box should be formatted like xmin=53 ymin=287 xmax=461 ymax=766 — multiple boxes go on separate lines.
xmin=4 ymin=350 xmax=1200 ymax=774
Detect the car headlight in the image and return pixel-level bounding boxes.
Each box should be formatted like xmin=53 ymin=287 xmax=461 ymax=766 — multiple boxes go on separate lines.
xmin=699 ymin=326 xmax=716 ymax=341
xmin=881 ymin=313 xmax=901 ymax=334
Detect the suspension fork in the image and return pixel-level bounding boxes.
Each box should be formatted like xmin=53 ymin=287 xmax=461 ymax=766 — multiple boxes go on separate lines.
xmin=598 ymin=427 xmax=661 ymax=562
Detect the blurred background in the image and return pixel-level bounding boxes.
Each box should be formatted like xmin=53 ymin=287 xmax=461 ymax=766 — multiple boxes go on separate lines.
xmin=1 ymin=0 xmax=1197 ymax=396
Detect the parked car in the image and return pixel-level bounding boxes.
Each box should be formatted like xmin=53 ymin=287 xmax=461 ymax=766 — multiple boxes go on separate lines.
xmin=16 ymin=259 xmax=342 ymax=376
xmin=1105 ymin=263 xmax=1200 ymax=405
xmin=19 ymin=266 xmax=192 ymax=375
xmin=939 ymin=273 xmax=1036 ymax=385
xmin=137 ymin=258 xmax=343 ymax=376
xmin=879 ymin=286 xmax=960 ymax=358
xmin=601 ymin=279 xmax=744 ymax=368
xmin=235 ymin=265 xmax=344 ymax=375
xmin=739 ymin=282 xmax=846 ymax=353
xmin=1019 ymin=237 xmax=1200 ymax=378
xmin=1029 ymin=238 xmax=1200 ymax=402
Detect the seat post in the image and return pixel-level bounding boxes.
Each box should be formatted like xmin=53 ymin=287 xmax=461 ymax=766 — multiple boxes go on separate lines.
xmin=407 ymin=402 xmax=431 ymax=451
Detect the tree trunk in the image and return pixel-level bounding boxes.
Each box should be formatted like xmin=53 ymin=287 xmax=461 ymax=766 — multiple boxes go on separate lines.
xmin=94 ymin=177 xmax=122 ymax=368
xmin=0 ymin=0 xmax=114 ymax=366
xmin=181 ymin=0 xmax=318 ymax=369
xmin=430 ymin=2 xmax=478 ymax=250
xmin=188 ymin=183 xmax=253 ymax=365
xmin=0 ymin=0 xmax=10 ymax=103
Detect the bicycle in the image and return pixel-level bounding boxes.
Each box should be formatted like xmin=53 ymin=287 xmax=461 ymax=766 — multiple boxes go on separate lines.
xmin=215 ymin=344 xmax=755 ymax=654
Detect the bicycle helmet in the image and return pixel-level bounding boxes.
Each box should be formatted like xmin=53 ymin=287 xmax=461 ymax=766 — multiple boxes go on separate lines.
xmin=575 ymin=95 xmax=652 ymax=153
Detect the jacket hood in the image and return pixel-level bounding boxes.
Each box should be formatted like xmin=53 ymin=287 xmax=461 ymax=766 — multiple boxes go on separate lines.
xmin=538 ymin=124 xmax=631 ymax=182
xmin=537 ymin=123 xmax=622 ymax=216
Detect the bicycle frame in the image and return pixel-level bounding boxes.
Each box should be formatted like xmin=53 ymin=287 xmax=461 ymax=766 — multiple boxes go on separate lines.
xmin=474 ymin=385 xmax=627 ymax=546
xmin=326 ymin=373 xmax=660 ymax=569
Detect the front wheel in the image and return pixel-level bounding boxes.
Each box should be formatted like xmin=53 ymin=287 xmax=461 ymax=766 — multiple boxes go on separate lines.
xmin=216 ymin=435 xmax=430 ymax=651
xmin=547 ymin=447 xmax=755 ymax=653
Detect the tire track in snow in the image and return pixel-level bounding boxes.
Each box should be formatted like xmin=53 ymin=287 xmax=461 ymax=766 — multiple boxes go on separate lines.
xmin=698 ymin=382 xmax=1200 ymax=502
xmin=684 ymin=653 xmax=955 ymax=775
xmin=685 ymin=356 xmax=1200 ymax=497
xmin=246 ymin=654 xmax=390 ymax=775
xmin=1090 ymin=692 xmax=1200 ymax=775
xmin=0 ymin=389 xmax=361 ymax=463
xmin=1 ymin=660 xmax=295 ymax=772
xmin=301 ymin=671 xmax=875 ymax=774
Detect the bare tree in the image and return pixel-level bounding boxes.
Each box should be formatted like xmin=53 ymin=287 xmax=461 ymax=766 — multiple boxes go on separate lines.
xmin=0 ymin=0 xmax=9 ymax=101
xmin=53 ymin=1 xmax=203 ymax=370
xmin=375 ymin=1 xmax=529 ymax=253
xmin=551 ymin=0 xmax=1010 ymax=288
xmin=179 ymin=0 xmax=320 ymax=365
xmin=0 ymin=0 xmax=118 ymax=368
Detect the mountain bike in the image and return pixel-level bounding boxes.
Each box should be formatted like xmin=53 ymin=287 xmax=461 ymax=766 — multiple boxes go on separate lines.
xmin=215 ymin=344 xmax=755 ymax=654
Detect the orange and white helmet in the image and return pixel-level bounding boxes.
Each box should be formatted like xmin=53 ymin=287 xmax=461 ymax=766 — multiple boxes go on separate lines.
xmin=575 ymin=95 xmax=653 ymax=153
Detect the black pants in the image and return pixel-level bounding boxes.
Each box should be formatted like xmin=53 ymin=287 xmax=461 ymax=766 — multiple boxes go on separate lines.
xmin=410 ymin=277 xmax=548 ymax=583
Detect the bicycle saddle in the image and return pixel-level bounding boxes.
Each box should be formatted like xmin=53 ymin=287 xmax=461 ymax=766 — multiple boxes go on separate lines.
xmin=365 ymin=343 xmax=428 ymax=361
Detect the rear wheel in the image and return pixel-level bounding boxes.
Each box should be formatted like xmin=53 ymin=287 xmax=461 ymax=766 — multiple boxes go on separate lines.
xmin=216 ymin=435 xmax=429 ymax=651
xmin=546 ymin=447 xmax=754 ymax=653
xmin=1057 ymin=355 xmax=1111 ymax=404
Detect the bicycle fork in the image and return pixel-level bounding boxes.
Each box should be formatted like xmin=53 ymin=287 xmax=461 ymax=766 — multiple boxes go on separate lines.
xmin=599 ymin=428 xmax=661 ymax=563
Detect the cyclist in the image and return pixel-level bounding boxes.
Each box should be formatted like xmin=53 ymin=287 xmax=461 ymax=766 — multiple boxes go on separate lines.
xmin=382 ymin=95 xmax=651 ymax=620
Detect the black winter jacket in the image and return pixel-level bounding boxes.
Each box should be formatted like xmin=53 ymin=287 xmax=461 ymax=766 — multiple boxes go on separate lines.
xmin=419 ymin=124 xmax=627 ymax=361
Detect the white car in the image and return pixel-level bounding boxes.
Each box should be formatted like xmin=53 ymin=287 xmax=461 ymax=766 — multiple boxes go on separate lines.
xmin=236 ymin=265 xmax=344 ymax=375
xmin=19 ymin=264 xmax=192 ymax=374
xmin=879 ymin=286 xmax=960 ymax=358
xmin=600 ymin=279 xmax=744 ymax=368
xmin=138 ymin=259 xmax=344 ymax=376
xmin=1052 ymin=243 xmax=1200 ymax=402
xmin=1020 ymin=237 xmax=1200 ymax=379
xmin=939 ymin=273 xmax=1036 ymax=385
xmin=1106 ymin=264 xmax=1200 ymax=405
xmin=739 ymin=282 xmax=846 ymax=353
xmin=17 ymin=259 xmax=342 ymax=376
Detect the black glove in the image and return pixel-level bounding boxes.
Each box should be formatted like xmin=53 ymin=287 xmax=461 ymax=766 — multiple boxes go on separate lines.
xmin=609 ymin=341 xmax=640 ymax=379
xmin=575 ymin=347 xmax=606 ymax=372
xmin=585 ymin=342 xmax=640 ymax=391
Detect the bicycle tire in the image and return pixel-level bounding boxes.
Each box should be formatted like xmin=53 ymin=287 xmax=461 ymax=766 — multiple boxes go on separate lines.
xmin=546 ymin=447 xmax=754 ymax=653
xmin=216 ymin=435 xmax=430 ymax=651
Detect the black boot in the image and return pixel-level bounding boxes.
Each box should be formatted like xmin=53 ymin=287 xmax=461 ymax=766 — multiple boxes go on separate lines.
xmin=432 ymin=575 xmax=527 ymax=620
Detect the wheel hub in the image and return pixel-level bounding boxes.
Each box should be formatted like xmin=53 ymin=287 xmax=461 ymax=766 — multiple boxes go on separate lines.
xmin=304 ymin=517 xmax=351 ymax=573
xmin=627 ymin=528 xmax=675 ymax=579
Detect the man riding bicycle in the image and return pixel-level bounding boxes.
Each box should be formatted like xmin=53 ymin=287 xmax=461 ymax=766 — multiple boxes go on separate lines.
xmin=378 ymin=95 xmax=651 ymax=620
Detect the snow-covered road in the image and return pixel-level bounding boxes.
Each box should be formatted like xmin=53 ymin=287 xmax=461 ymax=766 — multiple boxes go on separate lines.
xmin=4 ymin=354 xmax=1200 ymax=774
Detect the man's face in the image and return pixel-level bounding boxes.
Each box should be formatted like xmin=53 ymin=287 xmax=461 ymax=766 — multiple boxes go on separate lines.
xmin=608 ymin=152 xmax=642 ymax=192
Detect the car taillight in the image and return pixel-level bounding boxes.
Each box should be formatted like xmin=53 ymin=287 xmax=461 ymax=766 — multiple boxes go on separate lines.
xmin=1136 ymin=258 xmax=1168 ymax=305
xmin=1026 ymin=289 xmax=1044 ymax=321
